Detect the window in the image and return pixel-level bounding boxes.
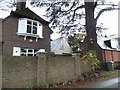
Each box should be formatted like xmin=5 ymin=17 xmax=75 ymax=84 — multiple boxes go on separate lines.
xmin=17 ymin=18 xmax=43 ymax=40
xmin=21 ymin=48 xmax=38 ymax=56
xmin=27 ymin=20 xmax=37 ymax=34
xmin=13 ymin=47 xmax=21 ymax=56
xmin=13 ymin=47 xmax=38 ymax=56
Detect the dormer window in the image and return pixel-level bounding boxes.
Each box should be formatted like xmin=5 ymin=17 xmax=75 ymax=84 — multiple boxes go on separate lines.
xmin=17 ymin=18 xmax=43 ymax=41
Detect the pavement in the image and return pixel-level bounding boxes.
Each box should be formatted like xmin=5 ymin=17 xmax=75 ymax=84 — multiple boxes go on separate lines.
xmin=85 ymin=77 xmax=120 ymax=88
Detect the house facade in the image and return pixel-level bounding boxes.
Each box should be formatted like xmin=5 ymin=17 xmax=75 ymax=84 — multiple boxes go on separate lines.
xmin=97 ymin=35 xmax=120 ymax=68
xmin=1 ymin=3 xmax=52 ymax=56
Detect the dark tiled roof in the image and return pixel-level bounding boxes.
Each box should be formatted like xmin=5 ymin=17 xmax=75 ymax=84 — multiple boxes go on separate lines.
xmin=10 ymin=7 xmax=49 ymax=25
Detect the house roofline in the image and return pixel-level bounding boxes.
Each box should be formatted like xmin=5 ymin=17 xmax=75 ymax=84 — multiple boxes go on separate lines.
xmin=10 ymin=7 xmax=50 ymax=25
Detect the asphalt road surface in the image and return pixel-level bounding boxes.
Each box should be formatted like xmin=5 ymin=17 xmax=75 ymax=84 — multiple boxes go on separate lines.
xmin=86 ymin=77 xmax=120 ymax=88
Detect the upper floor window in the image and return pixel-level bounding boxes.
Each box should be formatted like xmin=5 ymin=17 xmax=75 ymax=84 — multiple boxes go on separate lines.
xmin=27 ymin=20 xmax=37 ymax=34
xmin=17 ymin=18 xmax=43 ymax=41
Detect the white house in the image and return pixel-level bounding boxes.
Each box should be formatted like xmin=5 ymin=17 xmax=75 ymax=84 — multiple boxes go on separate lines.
xmin=97 ymin=35 xmax=120 ymax=51
xmin=51 ymin=37 xmax=72 ymax=55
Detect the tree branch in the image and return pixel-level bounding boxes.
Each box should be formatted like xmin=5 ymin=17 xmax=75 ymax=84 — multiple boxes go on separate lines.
xmin=95 ymin=7 xmax=120 ymax=23
xmin=71 ymin=5 xmax=85 ymax=21
xmin=94 ymin=0 xmax=99 ymax=9
xmin=67 ymin=2 xmax=76 ymax=11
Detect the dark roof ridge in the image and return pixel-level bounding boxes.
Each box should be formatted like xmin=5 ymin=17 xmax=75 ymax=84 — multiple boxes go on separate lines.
xmin=10 ymin=7 xmax=49 ymax=25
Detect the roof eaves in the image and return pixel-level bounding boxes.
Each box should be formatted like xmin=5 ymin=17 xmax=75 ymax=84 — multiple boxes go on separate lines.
xmin=10 ymin=8 xmax=50 ymax=25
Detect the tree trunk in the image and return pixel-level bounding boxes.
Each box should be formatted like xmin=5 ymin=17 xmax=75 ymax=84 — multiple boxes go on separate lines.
xmin=84 ymin=1 xmax=103 ymax=63
xmin=85 ymin=1 xmax=97 ymax=51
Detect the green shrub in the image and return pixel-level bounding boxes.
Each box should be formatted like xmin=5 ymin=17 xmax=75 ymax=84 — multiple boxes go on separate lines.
xmin=81 ymin=50 xmax=100 ymax=72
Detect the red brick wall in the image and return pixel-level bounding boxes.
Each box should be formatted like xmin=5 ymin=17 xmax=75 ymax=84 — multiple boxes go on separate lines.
xmin=118 ymin=52 xmax=120 ymax=62
xmin=112 ymin=51 xmax=119 ymax=62
xmin=103 ymin=50 xmax=120 ymax=62
xmin=104 ymin=50 xmax=112 ymax=61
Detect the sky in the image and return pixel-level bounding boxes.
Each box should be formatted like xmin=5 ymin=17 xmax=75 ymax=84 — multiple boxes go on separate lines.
xmin=98 ymin=10 xmax=118 ymax=37
xmin=0 ymin=0 xmax=119 ymax=40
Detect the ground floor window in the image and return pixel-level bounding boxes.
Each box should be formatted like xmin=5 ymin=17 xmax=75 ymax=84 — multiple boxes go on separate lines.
xmin=13 ymin=47 xmax=38 ymax=56
xmin=21 ymin=48 xmax=38 ymax=56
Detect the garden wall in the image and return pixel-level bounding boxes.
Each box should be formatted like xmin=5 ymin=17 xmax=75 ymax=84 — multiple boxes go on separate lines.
xmin=2 ymin=53 xmax=91 ymax=88
xmin=2 ymin=56 xmax=37 ymax=88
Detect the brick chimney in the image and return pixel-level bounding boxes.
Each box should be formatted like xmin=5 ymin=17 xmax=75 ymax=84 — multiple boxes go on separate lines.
xmin=16 ymin=2 xmax=26 ymax=10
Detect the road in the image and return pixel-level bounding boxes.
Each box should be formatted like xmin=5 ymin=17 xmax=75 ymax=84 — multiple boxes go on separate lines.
xmin=86 ymin=77 xmax=120 ymax=88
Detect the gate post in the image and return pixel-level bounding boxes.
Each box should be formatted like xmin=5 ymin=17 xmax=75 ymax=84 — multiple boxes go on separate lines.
xmin=36 ymin=51 xmax=47 ymax=87
xmin=73 ymin=53 xmax=81 ymax=79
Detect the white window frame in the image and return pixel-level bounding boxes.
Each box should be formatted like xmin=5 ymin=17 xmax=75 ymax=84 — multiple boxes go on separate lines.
xmin=27 ymin=20 xmax=38 ymax=35
xmin=13 ymin=47 xmax=21 ymax=56
xmin=13 ymin=47 xmax=39 ymax=57
xmin=21 ymin=48 xmax=38 ymax=57
xmin=17 ymin=18 xmax=43 ymax=41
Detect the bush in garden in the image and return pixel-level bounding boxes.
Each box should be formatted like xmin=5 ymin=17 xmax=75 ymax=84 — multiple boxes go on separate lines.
xmin=81 ymin=50 xmax=100 ymax=72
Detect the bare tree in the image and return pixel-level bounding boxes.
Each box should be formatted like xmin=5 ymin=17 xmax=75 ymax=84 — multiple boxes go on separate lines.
xmin=30 ymin=0 xmax=118 ymax=51
xmin=0 ymin=0 xmax=16 ymax=11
